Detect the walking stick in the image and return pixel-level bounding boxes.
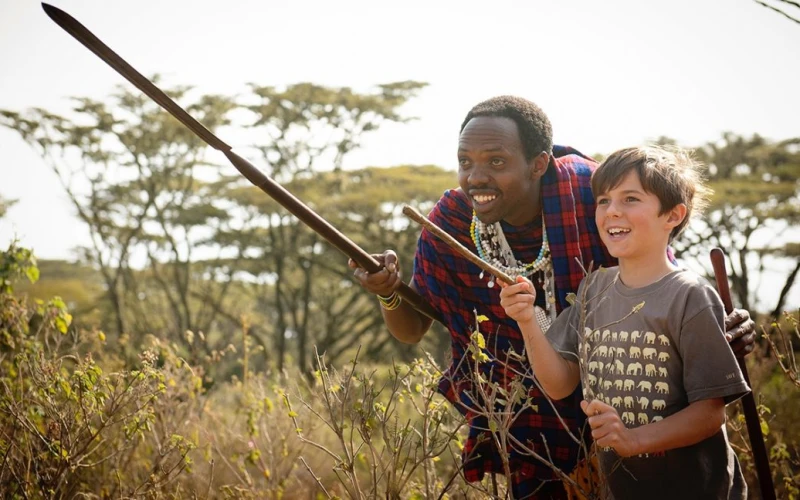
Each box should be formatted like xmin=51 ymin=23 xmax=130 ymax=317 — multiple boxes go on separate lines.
xmin=710 ymin=248 xmax=775 ymax=500
xmin=40 ymin=3 xmax=440 ymax=323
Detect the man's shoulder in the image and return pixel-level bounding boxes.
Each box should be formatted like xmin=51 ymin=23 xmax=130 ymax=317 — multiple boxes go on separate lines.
xmin=423 ymin=189 xmax=473 ymax=240
xmin=429 ymin=188 xmax=471 ymax=221
xmin=552 ymin=145 xmax=599 ymax=174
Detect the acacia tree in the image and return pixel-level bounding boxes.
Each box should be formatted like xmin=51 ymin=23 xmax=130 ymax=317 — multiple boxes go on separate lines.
xmin=0 ymin=81 xmax=242 ymax=359
xmin=753 ymin=0 xmax=800 ymax=25
xmin=289 ymin=165 xmax=455 ymax=366
xmin=223 ymin=81 xmax=450 ymax=373
xmin=673 ymin=133 xmax=800 ymax=317
xmin=0 ymin=195 xmax=15 ymax=219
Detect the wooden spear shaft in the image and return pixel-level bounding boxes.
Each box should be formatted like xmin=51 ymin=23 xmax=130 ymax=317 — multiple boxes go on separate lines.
xmin=402 ymin=205 xmax=514 ymax=285
xmin=710 ymin=248 xmax=775 ymax=500
xmin=41 ymin=2 xmax=440 ymax=323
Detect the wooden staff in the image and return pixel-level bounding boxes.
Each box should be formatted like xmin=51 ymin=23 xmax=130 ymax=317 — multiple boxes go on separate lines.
xmin=402 ymin=205 xmax=514 ymax=285
xmin=710 ymin=248 xmax=775 ymax=500
xmin=41 ymin=3 xmax=440 ymax=323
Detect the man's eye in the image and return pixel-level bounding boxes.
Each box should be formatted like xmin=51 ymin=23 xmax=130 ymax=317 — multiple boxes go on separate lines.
xmin=458 ymin=158 xmax=470 ymax=168
xmin=491 ymin=158 xmax=505 ymax=166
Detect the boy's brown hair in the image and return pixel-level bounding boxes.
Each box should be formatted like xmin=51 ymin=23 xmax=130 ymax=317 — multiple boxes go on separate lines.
xmin=591 ymin=146 xmax=712 ymax=240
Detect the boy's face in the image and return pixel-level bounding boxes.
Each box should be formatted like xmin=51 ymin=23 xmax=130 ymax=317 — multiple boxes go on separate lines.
xmin=595 ymin=171 xmax=679 ymax=263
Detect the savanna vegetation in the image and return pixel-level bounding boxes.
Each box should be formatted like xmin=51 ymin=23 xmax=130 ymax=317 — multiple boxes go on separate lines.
xmin=1 ymin=81 xmax=798 ymax=498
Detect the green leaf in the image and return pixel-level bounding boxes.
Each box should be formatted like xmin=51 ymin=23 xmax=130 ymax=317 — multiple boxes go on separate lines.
xmin=25 ymin=265 xmax=39 ymax=284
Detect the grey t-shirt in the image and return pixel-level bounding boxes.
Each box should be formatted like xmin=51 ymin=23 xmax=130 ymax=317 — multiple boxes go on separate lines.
xmin=547 ymin=267 xmax=750 ymax=500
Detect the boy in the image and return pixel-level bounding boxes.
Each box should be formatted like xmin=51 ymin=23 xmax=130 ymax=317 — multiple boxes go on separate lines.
xmin=499 ymin=146 xmax=749 ymax=499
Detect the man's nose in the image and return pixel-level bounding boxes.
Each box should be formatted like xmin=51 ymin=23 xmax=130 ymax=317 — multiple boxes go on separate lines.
xmin=468 ymin=165 xmax=490 ymax=185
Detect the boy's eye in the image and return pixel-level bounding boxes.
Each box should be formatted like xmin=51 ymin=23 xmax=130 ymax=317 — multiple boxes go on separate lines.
xmin=597 ymin=198 xmax=609 ymax=205
xmin=625 ymin=196 xmax=640 ymax=202
xmin=491 ymin=158 xmax=505 ymax=166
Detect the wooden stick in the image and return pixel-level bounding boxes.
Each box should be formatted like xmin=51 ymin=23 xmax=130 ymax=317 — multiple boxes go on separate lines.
xmin=41 ymin=3 xmax=441 ymax=323
xmin=402 ymin=205 xmax=514 ymax=285
xmin=710 ymin=248 xmax=775 ymax=500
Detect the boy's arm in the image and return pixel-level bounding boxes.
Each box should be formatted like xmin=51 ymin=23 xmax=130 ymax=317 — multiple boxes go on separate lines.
xmin=581 ymin=398 xmax=726 ymax=458
xmin=500 ymin=277 xmax=581 ymax=400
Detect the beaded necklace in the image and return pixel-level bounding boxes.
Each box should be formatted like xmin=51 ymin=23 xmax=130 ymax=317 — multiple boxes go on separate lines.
xmin=470 ymin=211 xmax=551 ymax=279
xmin=470 ymin=211 xmax=556 ymax=330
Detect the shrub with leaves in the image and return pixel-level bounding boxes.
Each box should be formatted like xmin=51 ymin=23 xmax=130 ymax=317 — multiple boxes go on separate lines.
xmin=0 ymin=242 xmax=201 ymax=498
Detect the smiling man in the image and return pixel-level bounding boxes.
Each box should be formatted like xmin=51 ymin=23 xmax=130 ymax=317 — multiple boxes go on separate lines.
xmin=348 ymin=96 xmax=755 ymax=498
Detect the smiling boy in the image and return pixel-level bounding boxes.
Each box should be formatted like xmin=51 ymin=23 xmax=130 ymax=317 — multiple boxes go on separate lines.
xmin=500 ymin=146 xmax=750 ymax=499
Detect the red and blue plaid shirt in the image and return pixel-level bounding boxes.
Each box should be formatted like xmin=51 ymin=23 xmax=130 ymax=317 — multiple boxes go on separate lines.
xmin=412 ymin=146 xmax=615 ymax=497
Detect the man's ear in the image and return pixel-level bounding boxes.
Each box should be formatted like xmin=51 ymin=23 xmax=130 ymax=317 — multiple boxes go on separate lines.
xmin=530 ymin=151 xmax=550 ymax=179
xmin=665 ymin=203 xmax=688 ymax=229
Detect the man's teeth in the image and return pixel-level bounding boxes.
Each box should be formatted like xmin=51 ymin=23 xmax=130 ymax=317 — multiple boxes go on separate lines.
xmin=474 ymin=195 xmax=496 ymax=203
xmin=608 ymin=228 xmax=630 ymax=235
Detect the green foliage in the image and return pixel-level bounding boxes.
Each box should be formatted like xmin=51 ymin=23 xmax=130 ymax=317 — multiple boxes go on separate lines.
xmin=0 ymin=194 xmax=16 ymax=219
xmin=283 ymin=349 xmax=466 ymax=499
xmin=2 ymin=246 xmax=799 ymax=497
xmin=667 ymin=132 xmax=800 ymax=315
xmin=0 ymin=246 xmax=201 ymax=498
xmin=0 ymin=78 xmax=448 ymax=376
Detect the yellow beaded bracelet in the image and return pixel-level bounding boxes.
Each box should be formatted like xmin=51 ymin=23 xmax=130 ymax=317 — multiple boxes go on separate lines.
xmin=377 ymin=292 xmax=401 ymax=311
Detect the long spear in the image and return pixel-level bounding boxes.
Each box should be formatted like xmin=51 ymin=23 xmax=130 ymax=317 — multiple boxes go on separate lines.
xmin=40 ymin=3 xmax=440 ymax=323
xmin=710 ymin=248 xmax=775 ymax=500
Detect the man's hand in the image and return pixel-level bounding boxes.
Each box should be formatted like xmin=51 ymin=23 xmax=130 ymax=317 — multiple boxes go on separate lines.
xmin=581 ymin=399 xmax=641 ymax=458
xmin=348 ymin=250 xmax=402 ymax=298
xmin=725 ymin=308 xmax=756 ymax=358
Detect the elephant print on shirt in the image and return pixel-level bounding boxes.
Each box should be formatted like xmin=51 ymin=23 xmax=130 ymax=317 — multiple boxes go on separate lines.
xmin=581 ymin=328 xmax=674 ymax=428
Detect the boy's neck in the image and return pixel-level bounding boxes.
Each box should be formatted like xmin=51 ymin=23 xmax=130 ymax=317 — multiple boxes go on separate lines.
xmin=617 ymin=254 xmax=678 ymax=289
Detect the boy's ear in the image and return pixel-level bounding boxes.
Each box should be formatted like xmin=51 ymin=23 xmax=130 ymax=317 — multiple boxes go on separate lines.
xmin=665 ymin=203 xmax=688 ymax=229
xmin=529 ymin=152 xmax=550 ymax=179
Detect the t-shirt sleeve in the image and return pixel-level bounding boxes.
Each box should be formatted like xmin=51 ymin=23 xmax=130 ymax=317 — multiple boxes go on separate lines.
xmin=679 ymin=286 xmax=750 ymax=405
xmin=547 ymin=296 xmax=581 ymax=363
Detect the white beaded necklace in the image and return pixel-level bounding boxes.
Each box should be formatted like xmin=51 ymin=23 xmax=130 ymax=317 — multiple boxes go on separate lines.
xmin=470 ymin=211 xmax=557 ymax=330
xmin=470 ymin=212 xmax=551 ymax=279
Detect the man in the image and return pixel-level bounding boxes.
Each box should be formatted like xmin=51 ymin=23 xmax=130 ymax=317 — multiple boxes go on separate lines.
xmin=349 ymin=96 xmax=755 ymax=498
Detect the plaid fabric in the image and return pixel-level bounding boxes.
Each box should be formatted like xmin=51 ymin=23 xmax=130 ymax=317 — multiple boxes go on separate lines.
xmin=412 ymin=146 xmax=615 ymax=498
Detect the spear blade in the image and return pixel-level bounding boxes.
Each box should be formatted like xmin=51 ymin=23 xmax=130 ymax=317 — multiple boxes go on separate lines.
xmin=40 ymin=2 xmax=440 ymax=323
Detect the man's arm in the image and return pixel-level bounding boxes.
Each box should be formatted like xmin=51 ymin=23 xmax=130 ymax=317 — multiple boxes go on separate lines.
xmin=349 ymin=250 xmax=433 ymax=344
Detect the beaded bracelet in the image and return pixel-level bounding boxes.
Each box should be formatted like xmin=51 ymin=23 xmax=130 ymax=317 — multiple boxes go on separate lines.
xmin=377 ymin=292 xmax=402 ymax=311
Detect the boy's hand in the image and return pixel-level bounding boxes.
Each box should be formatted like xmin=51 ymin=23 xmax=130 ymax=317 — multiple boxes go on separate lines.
xmin=499 ymin=276 xmax=536 ymax=324
xmin=581 ymin=399 xmax=641 ymax=458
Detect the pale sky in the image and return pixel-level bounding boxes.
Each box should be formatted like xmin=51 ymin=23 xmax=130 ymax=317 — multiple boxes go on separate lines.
xmin=1 ymin=0 xmax=799 ymax=308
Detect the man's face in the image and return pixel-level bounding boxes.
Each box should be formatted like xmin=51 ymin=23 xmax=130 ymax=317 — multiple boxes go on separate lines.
xmin=457 ymin=116 xmax=543 ymax=226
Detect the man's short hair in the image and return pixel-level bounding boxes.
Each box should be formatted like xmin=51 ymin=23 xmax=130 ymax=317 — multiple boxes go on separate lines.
xmin=591 ymin=146 xmax=712 ymax=240
xmin=460 ymin=96 xmax=553 ymax=161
